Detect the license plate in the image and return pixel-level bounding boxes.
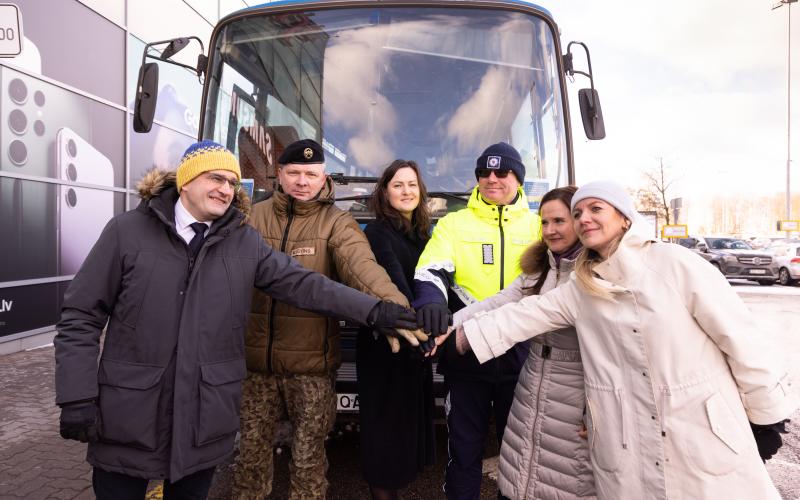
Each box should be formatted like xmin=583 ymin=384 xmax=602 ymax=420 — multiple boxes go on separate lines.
xmin=336 ymin=393 xmax=360 ymax=412
xmin=749 ymin=269 xmax=766 ymax=275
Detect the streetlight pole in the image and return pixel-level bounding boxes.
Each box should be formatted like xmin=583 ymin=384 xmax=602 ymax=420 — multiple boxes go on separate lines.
xmin=774 ymin=0 xmax=797 ymax=223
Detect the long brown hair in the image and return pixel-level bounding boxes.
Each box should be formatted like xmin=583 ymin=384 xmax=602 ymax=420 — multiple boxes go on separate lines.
xmin=369 ymin=159 xmax=432 ymax=240
xmin=525 ymin=186 xmax=579 ymax=295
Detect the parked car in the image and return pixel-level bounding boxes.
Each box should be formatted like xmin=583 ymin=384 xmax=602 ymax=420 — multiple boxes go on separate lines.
xmin=676 ymin=236 xmax=779 ymax=285
xmin=766 ymin=240 xmax=800 ymax=286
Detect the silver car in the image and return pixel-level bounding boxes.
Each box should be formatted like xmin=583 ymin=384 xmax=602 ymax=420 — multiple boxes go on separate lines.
xmin=677 ymin=236 xmax=779 ymax=285
xmin=768 ymin=241 xmax=800 ymax=286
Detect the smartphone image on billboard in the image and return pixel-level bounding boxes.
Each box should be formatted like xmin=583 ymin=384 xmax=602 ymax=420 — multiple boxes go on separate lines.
xmin=0 ymin=66 xmax=90 ymax=177
xmin=56 ymin=127 xmax=114 ymax=275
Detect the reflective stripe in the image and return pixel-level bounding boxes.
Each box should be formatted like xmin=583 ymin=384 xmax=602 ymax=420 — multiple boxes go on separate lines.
xmin=414 ymin=261 xmax=455 ymax=299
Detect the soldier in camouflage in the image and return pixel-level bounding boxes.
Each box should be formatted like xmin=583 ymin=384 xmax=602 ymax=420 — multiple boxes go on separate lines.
xmin=232 ymin=139 xmax=423 ymax=500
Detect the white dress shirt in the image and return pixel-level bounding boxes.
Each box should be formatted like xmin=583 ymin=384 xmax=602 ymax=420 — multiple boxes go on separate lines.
xmin=174 ymin=198 xmax=210 ymax=244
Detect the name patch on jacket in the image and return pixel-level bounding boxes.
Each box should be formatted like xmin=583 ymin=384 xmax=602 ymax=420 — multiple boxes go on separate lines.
xmin=482 ymin=244 xmax=494 ymax=264
xmin=290 ymin=247 xmax=316 ymax=257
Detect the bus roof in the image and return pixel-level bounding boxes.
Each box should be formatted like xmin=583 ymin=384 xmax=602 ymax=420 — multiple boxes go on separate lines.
xmin=229 ymin=0 xmax=554 ymax=23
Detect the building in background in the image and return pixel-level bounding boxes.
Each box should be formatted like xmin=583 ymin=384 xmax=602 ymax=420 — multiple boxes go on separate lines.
xmin=0 ymin=0 xmax=256 ymax=354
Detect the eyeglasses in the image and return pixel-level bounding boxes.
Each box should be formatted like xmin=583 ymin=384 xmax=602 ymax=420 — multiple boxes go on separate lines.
xmin=204 ymin=172 xmax=241 ymax=193
xmin=476 ymin=168 xmax=511 ymax=179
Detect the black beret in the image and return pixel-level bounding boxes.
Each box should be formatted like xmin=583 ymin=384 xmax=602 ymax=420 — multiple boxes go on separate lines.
xmin=278 ymin=139 xmax=325 ymax=165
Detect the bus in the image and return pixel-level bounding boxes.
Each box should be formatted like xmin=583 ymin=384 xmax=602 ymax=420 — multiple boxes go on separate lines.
xmin=132 ymin=0 xmax=605 ymax=419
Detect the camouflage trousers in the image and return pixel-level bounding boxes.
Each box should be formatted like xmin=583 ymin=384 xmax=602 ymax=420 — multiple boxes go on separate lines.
xmin=232 ymin=372 xmax=336 ymax=500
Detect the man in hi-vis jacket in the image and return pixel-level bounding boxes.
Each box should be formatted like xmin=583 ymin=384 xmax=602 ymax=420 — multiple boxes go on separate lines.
xmin=414 ymin=142 xmax=540 ymax=499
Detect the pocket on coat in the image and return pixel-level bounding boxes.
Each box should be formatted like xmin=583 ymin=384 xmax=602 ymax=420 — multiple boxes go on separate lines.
xmin=196 ymin=358 xmax=247 ymax=446
xmin=585 ymin=387 xmax=626 ymax=473
xmin=684 ymin=391 xmax=747 ymax=476
xmin=97 ymin=359 xmax=165 ymax=451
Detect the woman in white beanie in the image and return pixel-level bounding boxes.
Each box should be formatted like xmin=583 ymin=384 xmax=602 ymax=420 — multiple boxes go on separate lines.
xmin=440 ymin=181 xmax=796 ymax=499
xmin=451 ymin=186 xmax=595 ymax=500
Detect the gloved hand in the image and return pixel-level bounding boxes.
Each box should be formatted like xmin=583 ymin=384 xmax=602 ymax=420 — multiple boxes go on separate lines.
xmin=419 ymin=337 xmax=437 ymax=356
xmin=367 ymin=302 xmax=428 ymax=353
xmin=750 ymin=420 xmax=790 ymax=461
xmin=59 ymin=400 xmax=99 ymax=443
xmin=416 ymin=302 xmax=451 ymax=336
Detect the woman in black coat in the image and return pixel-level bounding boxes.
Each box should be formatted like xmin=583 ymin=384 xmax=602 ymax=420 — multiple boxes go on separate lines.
xmin=357 ymin=159 xmax=435 ymax=500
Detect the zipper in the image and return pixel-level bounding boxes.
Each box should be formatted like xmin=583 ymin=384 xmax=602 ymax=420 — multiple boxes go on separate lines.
xmin=524 ymin=336 xmax=550 ymax=497
xmin=267 ymin=198 xmax=295 ymax=373
xmin=498 ymin=205 xmax=505 ymax=290
xmin=184 ymin=236 xmax=202 ymax=286
xmin=494 ymin=205 xmax=508 ymax=379
xmin=185 ymin=254 xmax=195 ymax=286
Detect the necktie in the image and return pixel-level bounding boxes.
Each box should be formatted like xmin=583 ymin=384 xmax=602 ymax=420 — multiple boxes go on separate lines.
xmin=188 ymin=222 xmax=207 ymax=260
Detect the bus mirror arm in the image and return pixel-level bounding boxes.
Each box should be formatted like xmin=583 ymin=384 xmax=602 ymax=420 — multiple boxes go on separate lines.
xmin=565 ymin=41 xmax=606 ymax=140
xmin=133 ymin=37 xmax=207 ymax=133
xmin=144 ymin=36 xmax=207 ymax=78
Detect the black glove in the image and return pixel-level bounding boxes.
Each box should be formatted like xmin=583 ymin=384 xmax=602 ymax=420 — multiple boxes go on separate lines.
xmin=419 ymin=337 xmax=437 ymax=355
xmin=416 ymin=302 xmax=451 ymax=336
xmin=366 ymin=301 xmax=418 ymax=330
xmin=750 ymin=420 xmax=789 ymax=462
xmin=59 ymin=400 xmax=99 ymax=443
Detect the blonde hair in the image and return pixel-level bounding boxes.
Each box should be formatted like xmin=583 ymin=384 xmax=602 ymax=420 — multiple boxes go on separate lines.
xmin=573 ymin=214 xmax=631 ymax=299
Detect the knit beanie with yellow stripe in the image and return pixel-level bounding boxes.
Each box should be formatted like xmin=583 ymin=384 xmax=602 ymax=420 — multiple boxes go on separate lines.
xmin=176 ymin=140 xmax=241 ymax=191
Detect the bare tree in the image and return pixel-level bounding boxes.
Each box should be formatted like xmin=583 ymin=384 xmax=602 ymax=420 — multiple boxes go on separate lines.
xmin=636 ymin=158 xmax=677 ymax=226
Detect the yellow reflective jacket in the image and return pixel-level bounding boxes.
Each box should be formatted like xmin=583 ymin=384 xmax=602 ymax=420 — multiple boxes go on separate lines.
xmin=415 ymin=186 xmax=540 ymax=304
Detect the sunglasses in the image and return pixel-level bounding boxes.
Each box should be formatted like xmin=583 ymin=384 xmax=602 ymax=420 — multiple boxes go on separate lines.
xmin=476 ymin=168 xmax=511 ymax=179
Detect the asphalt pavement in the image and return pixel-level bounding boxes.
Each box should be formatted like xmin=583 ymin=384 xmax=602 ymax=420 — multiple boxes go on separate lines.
xmin=1 ymin=284 xmax=798 ymax=499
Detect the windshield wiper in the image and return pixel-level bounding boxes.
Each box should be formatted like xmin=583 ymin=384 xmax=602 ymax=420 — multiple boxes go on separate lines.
xmin=429 ymin=191 xmax=471 ymax=201
xmin=335 ymin=190 xmax=470 ymax=203
xmin=329 ymin=173 xmax=379 ymax=185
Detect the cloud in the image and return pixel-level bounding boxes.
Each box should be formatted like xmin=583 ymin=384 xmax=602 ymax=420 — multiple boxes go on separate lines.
xmin=549 ymin=0 xmax=799 ymax=198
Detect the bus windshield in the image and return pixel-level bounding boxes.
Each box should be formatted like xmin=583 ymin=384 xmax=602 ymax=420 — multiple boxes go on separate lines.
xmin=203 ymin=5 xmax=569 ymax=211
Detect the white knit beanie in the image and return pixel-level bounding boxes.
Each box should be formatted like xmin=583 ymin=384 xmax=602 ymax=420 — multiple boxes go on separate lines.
xmin=570 ymin=181 xmax=638 ymax=222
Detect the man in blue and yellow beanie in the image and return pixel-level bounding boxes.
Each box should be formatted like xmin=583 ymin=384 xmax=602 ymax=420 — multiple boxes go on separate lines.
xmin=54 ymin=138 xmax=420 ymax=499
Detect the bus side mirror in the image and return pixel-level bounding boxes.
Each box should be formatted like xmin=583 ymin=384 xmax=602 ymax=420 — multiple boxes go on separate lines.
xmin=565 ymin=42 xmax=606 ymax=140
xmin=133 ymin=62 xmax=159 ymax=133
xmin=578 ymin=88 xmax=605 ymax=140
xmin=133 ymin=36 xmax=205 ymax=134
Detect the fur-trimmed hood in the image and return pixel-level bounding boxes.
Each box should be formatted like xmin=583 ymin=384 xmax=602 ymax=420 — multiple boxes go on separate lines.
xmin=519 ymin=241 xmax=545 ymax=275
xmin=136 ymin=168 xmax=251 ymax=223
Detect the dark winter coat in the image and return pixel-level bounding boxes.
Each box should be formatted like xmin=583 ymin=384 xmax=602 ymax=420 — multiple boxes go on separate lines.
xmin=356 ymin=219 xmax=436 ymax=488
xmin=53 ymin=170 xmax=378 ymax=482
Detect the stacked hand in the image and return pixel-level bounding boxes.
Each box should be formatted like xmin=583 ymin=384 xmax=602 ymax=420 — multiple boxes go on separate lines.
xmin=416 ymin=302 xmax=451 ymax=337
xmin=424 ymin=324 xmax=470 ymax=355
xmin=750 ymin=420 xmax=790 ymax=462
xmin=367 ymin=301 xmax=429 ymax=353
xmin=59 ymin=400 xmax=99 ymax=443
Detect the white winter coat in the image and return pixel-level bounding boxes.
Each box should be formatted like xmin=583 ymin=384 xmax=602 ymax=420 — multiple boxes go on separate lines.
xmin=463 ymin=224 xmax=796 ymax=500
xmin=454 ymin=248 xmax=595 ymax=499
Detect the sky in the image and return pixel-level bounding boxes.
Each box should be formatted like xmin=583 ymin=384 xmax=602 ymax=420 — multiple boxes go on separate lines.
xmin=547 ymin=0 xmax=798 ymax=209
